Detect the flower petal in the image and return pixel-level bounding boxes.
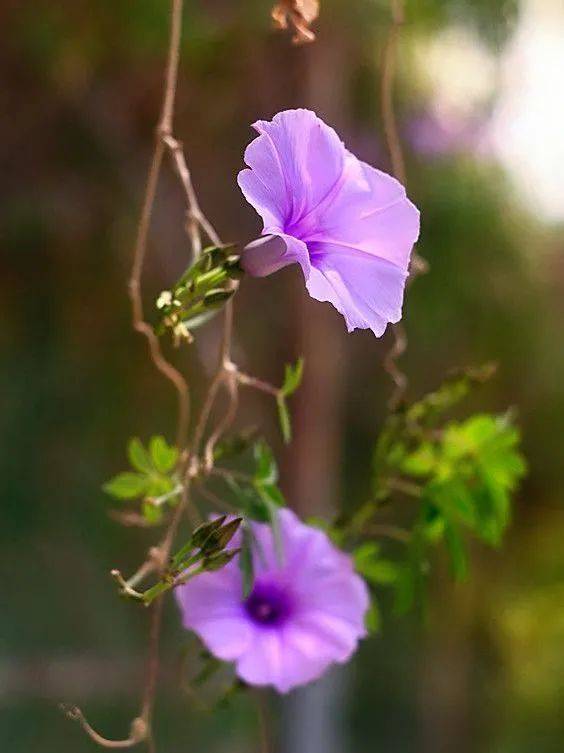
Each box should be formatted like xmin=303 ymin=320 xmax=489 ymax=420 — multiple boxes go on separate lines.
xmin=306 ymin=245 xmax=408 ymax=336
xmin=289 ymin=610 xmax=364 ymax=662
xmin=251 ymin=109 xmax=346 ymax=227
xmin=249 ymin=508 xmax=345 ymax=579
xmin=174 ymin=566 xmax=242 ymax=625
xmin=237 ymin=167 xmax=285 ymax=231
xmin=301 ymin=572 xmax=370 ymax=630
xmin=236 ymin=627 xmax=329 ymax=693
xmin=304 ymin=159 xmax=420 ymax=271
xmin=191 ymin=616 xmax=254 ymax=662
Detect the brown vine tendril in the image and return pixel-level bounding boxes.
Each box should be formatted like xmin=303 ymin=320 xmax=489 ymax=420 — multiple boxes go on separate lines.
xmin=62 ymin=0 xmax=260 ymax=746
xmin=63 ymin=0 xmax=217 ymax=747
xmin=381 ymin=0 xmax=428 ymax=409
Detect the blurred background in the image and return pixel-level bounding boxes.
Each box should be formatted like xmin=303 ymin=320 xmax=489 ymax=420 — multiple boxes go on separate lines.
xmin=2 ymin=0 xmax=564 ymax=751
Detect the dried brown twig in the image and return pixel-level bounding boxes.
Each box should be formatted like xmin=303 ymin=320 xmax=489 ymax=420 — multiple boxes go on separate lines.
xmin=64 ymin=0 xmax=225 ymax=747
xmin=128 ymin=0 xmax=189 ymax=453
xmin=380 ymin=0 xmax=427 ymax=409
xmin=271 ymin=0 xmax=319 ymax=44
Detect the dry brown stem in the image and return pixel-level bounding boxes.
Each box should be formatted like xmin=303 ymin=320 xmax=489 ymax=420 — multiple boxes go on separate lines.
xmin=271 ymin=0 xmax=319 ymax=44
xmin=380 ymin=0 xmax=427 ymax=409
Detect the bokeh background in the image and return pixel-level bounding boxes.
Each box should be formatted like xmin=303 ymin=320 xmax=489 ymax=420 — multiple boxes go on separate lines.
xmin=2 ymin=0 xmax=564 ymax=751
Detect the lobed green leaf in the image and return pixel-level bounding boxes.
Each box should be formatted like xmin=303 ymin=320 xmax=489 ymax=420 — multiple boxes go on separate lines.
xmin=149 ymin=435 xmax=179 ymax=473
xmin=103 ymin=472 xmax=148 ymax=500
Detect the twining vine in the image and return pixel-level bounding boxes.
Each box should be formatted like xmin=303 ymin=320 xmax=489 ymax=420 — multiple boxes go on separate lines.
xmin=61 ymin=1 xmax=526 ymax=751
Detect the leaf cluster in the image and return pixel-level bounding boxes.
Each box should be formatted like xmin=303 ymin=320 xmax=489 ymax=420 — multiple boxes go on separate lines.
xmin=371 ymin=367 xmax=526 ymax=612
xmin=103 ymin=436 xmax=180 ymax=524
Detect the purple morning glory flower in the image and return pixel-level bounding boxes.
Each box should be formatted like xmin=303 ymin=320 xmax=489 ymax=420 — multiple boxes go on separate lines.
xmin=175 ymin=508 xmax=369 ymax=693
xmin=238 ymin=109 xmax=420 ymax=336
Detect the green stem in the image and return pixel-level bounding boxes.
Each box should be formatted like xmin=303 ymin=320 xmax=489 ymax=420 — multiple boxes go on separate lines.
xmin=142 ymin=557 xmax=204 ymax=606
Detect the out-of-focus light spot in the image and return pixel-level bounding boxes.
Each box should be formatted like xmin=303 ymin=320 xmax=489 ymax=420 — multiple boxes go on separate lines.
xmin=412 ymin=26 xmax=497 ymax=120
xmin=490 ymin=0 xmax=564 ymax=223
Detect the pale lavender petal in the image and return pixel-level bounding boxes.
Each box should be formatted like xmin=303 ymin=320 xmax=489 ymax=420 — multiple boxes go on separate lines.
xmin=175 ymin=566 xmax=241 ymax=624
xmin=238 ymin=133 xmax=289 ymax=227
xmin=304 ymin=160 xmax=420 ymax=271
xmin=235 ymin=630 xmax=280 ymax=689
xmin=306 ymin=245 xmax=408 ymax=336
xmin=249 ymin=508 xmax=344 ymax=580
xmin=242 ymin=234 xmax=310 ymax=279
xmin=289 ymin=611 xmax=363 ymax=662
xmin=299 ymin=574 xmax=369 ymax=630
xmin=190 ymin=616 xmax=254 ymax=662
xmin=237 ymin=168 xmax=284 ymax=231
xmin=236 ymin=628 xmax=329 ymax=693
xmin=252 ymin=109 xmax=346 ymax=226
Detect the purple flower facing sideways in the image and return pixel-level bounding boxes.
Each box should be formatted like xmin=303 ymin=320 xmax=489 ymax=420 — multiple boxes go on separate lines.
xmin=175 ymin=509 xmax=369 ymax=693
xmin=238 ymin=109 xmax=420 ymax=336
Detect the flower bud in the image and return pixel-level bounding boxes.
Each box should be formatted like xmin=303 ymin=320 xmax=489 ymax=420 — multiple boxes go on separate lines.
xmin=203 ymin=288 xmax=235 ymax=308
xmin=190 ymin=515 xmax=227 ymax=549
xmin=201 ymin=518 xmax=242 ymax=555
xmin=202 ymin=548 xmax=241 ymax=572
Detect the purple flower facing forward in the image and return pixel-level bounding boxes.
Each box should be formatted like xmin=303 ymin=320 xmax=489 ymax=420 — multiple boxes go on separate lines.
xmin=238 ymin=109 xmax=420 ymax=336
xmin=175 ymin=509 xmax=369 ymax=693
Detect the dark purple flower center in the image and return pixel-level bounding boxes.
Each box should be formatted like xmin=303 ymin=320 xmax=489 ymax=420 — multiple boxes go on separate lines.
xmin=244 ymin=582 xmax=292 ymax=627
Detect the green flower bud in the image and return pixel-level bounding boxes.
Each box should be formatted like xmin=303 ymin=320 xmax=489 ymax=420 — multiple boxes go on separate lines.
xmin=202 ymin=548 xmax=241 ymax=572
xmin=190 ymin=515 xmax=227 ymax=549
xmin=201 ymin=518 xmax=242 ymax=555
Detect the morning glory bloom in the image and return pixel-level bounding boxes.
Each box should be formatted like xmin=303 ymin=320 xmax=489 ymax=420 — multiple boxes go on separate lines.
xmin=175 ymin=508 xmax=369 ymax=693
xmin=238 ymin=109 xmax=420 ymax=336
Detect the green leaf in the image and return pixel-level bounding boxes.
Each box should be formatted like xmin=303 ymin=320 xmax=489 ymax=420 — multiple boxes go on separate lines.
xmin=142 ymin=500 xmax=164 ymax=524
xmin=280 ymin=357 xmax=304 ymax=397
xmin=276 ymin=358 xmax=304 ymax=443
xmin=393 ymin=526 xmax=428 ymax=615
xmin=405 ymin=364 xmax=496 ymax=426
xmin=146 ymin=475 xmax=175 ymax=498
xmin=127 ymin=437 xmax=152 ymax=473
xmin=353 ymin=542 xmax=380 ymax=571
xmin=258 ymin=483 xmax=286 ymax=508
xmin=421 ymin=503 xmax=445 ymax=541
xmin=401 ymin=443 xmax=436 ymax=477
xmin=262 ymin=493 xmax=284 ymax=565
xmin=354 ymin=543 xmax=398 ymax=586
xmin=213 ymin=429 xmax=257 ymax=462
xmin=393 ymin=564 xmax=417 ymax=615
xmin=149 ymin=435 xmax=178 ymax=473
xmin=239 ymin=522 xmax=255 ymax=598
xmin=251 ymin=442 xmax=285 ymax=561
xmin=103 ymin=472 xmax=148 ymax=500
xmin=251 ymin=441 xmax=286 ymax=545
xmin=366 ymin=560 xmax=399 ymax=585
xmin=253 ymin=441 xmax=278 ymax=486
xmin=443 ymin=521 xmax=468 ymax=581
xmin=222 ymin=475 xmax=269 ymax=522
xmin=365 ymin=600 xmax=381 ymax=634
xmin=277 ymin=395 xmax=292 ymax=444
